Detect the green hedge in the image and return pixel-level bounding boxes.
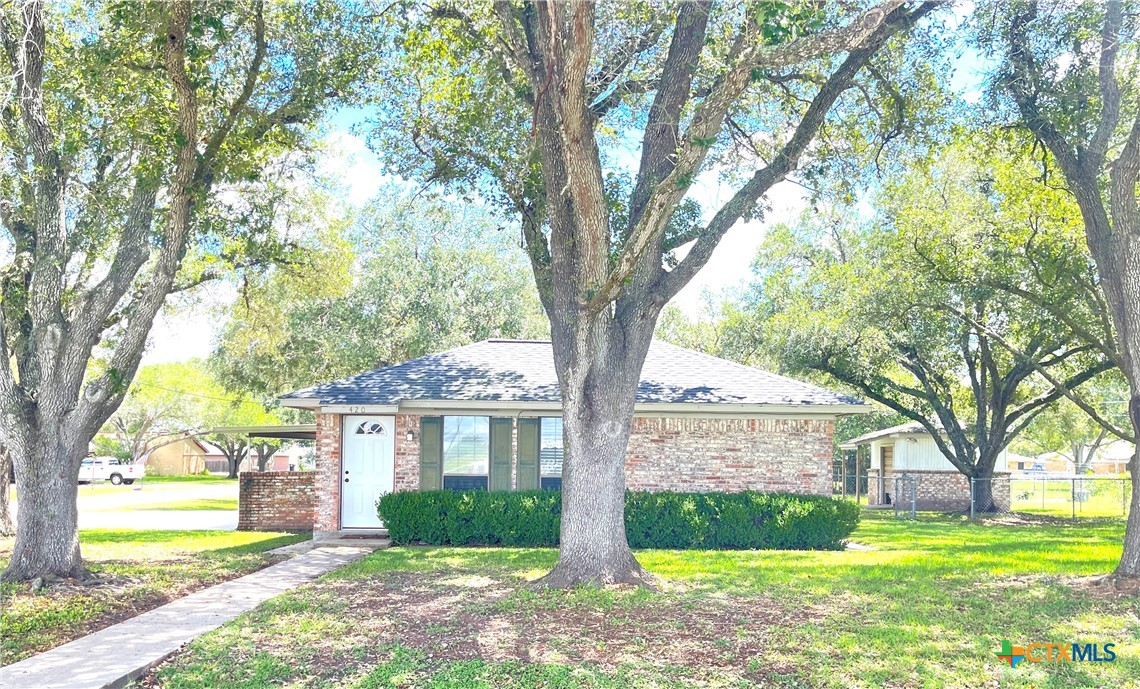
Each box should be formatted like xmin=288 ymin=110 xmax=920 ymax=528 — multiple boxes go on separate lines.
xmin=377 ymin=490 xmax=859 ymax=550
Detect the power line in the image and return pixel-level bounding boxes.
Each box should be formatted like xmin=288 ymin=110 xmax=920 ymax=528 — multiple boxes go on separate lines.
xmin=132 ymin=381 xmax=269 ymax=408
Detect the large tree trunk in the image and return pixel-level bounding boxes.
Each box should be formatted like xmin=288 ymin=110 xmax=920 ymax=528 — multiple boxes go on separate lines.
xmin=2 ymin=426 xmax=87 ymax=581
xmin=537 ymin=322 xmax=658 ymax=588
xmin=969 ymin=449 xmax=1002 ymax=514
xmin=1109 ymin=241 xmax=1140 ymax=576
xmin=1115 ymin=379 xmax=1140 ymax=577
xmin=503 ymin=0 xmax=928 ymax=587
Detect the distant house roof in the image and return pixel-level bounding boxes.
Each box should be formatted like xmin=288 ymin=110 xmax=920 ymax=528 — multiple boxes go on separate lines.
xmin=281 ymin=339 xmax=867 ymax=413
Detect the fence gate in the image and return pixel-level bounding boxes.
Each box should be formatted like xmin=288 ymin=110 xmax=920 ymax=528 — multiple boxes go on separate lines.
xmin=894 ymin=475 xmax=917 ymax=519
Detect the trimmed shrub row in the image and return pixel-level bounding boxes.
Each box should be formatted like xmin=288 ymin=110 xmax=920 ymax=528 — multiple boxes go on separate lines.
xmin=377 ymin=489 xmax=859 ymax=550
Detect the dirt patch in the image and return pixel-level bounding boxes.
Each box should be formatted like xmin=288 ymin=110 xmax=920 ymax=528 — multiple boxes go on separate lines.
xmin=1065 ymin=573 xmax=1140 ymax=599
xmin=972 ymin=513 xmax=1120 ymax=527
xmin=208 ymin=568 xmax=822 ymax=685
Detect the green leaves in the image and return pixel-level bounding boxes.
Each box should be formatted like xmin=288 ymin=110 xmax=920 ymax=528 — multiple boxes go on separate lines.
xmin=751 ymin=1 xmax=827 ymax=47
xmin=737 ymin=128 xmax=1115 ymax=469
xmin=378 ymin=489 xmax=859 ymax=550
xmin=211 ymin=192 xmax=548 ymax=398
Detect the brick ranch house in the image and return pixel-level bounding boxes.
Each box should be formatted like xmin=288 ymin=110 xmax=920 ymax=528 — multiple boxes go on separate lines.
xmin=275 ymin=339 xmax=870 ymax=539
xmin=840 ymin=421 xmax=1012 ymax=511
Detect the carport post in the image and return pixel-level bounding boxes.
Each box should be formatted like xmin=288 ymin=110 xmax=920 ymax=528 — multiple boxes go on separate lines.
xmin=855 ymin=453 xmax=861 ymax=504
xmin=969 ymin=479 xmax=975 ymax=520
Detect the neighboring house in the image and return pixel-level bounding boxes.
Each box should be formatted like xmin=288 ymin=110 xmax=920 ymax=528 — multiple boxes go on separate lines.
xmin=1022 ymin=440 xmax=1134 ymax=476
xmin=839 ymin=421 xmax=1010 ymax=511
xmin=201 ymin=441 xmax=296 ymax=474
xmin=1005 ymin=451 xmax=1052 ymax=473
xmin=143 ymin=436 xmax=209 ymax=476
xmin=1081 ymin=439 xmax=1134 ymax=475
xmin=280 ymin=339 xmax=869 ymax=538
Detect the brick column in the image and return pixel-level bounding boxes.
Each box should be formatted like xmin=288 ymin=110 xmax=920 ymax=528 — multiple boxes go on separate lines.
xmin=394 ymin=414 xmax=421 ymax=492
xmin=314 ymin=412 xmax=341 ymax=539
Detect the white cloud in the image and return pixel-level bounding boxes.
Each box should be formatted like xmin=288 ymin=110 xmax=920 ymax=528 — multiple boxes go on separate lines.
xmin=141 ymin=285 xmax=236 ymax=365
xmin=317 ymin=130 xmax=389 ymax=206
xmin=669 ymin=179 xmax=808 ymax=317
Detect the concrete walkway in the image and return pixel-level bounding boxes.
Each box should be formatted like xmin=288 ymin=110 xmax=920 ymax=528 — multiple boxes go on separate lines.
xmin=0 ymin=544 xmax=380 ymax=689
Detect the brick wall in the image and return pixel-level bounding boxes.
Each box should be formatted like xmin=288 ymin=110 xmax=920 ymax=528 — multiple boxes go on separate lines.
xmin=394 ymin=414 xmax=420 ymax=491
xmin=238 ymin=471 xmax=315 ymax=531
xmin=867 ymin=469 xmax=1011 ymax=511
xmin=314 ymin=412 xmax=341 ymax=536
xmin=313 ymin=414 xmax=840 ymax=522
xmin=624 ymin=417 xmax=834 ymax=495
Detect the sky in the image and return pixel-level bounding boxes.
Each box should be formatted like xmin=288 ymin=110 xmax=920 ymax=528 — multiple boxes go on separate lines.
xmin=139 ymin=6 xmax=987 ymax=365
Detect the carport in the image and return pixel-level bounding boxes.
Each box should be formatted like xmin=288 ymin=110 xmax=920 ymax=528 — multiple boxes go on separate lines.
xmin=212 ymin=425 xmax=319 ymax=532
xmin=208 ymin=424 xmax=317 ymax=474
xmin=212 ymin=424 xmax=317 ymax=441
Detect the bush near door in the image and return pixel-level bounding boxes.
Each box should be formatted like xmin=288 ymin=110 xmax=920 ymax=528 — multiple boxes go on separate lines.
xmin=377 ymin=490 xmax=859 ymax=550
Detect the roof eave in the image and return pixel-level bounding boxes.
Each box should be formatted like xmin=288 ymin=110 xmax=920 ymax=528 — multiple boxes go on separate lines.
xmin=291 ymin=398 xmax=871 ymax=418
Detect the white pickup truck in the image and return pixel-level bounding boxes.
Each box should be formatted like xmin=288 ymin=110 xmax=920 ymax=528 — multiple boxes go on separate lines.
xmin=78 ymin=456 xmax=145 ymax=485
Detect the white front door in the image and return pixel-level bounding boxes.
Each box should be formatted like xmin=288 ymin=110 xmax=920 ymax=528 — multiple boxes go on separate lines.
xmin=341 ymin=415 xmax=395 ymax=529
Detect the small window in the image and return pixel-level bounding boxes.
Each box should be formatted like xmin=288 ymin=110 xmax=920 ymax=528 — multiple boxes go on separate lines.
xmin=540 ymin=417 xmax=564 ymax=489
xmin=355 ymin=421 xmax=387 ymax=436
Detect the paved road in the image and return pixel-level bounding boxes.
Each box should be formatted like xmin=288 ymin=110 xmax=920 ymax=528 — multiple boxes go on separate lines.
xmin=77 ymin=509 xmax=238 ymax=531
xmin=8 ymin=480 xmax=240 ymax=531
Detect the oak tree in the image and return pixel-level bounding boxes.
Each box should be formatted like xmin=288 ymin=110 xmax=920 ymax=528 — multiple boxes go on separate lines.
xmin=980 ymin=0 xmax=1140 ymax=578
xmin=749 ymin=135 xmax=1117 ymax=511
xmin=0 ymin=0 xmax=380 ymax=580
xmin=375 ymin=0 xmax=941 ymax=585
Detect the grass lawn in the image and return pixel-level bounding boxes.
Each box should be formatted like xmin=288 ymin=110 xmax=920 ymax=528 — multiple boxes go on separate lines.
xmin=1010 ymin=478 xmax=1132 ymax=519
xmin=0 ymin=529 xmax=308 ymax=665
xmin=137 ymin=513 xmax=1140 ymax=689
xmin=141 ymin=475 xmax=237 ymax=484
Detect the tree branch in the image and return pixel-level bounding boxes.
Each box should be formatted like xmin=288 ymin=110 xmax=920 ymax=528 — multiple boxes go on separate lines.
xmin=73 ymin=0 xmax=200 ymax=436
xmin=1086 ymin=0 xmax=1124 ymax=170
xmin=590 ymin=1 xmax=918 ymax=313
xmin=200 ymin=0 xmax=266 ymax=171
xmin=655 ymin=2 xmax=940 ymax=302
xmin=943 ymin=302 xmax=1132 ymax=442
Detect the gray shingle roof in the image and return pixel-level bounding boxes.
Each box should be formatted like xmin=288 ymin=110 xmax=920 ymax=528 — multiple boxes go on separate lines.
xmin=282 ymin=339 xmax=866 ymax=409
xmin=838 ymin=419 xmax=954 ymax=448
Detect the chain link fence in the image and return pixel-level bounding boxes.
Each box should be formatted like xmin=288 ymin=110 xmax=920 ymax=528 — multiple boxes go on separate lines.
xmin=971 ymin=476 xmax=1132 ymax=519
xmin=834 ymin=468 xmax=1132 ymax=521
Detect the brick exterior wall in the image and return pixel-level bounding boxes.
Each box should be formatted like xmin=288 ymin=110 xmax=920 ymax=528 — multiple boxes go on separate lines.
xmin=237 ymin=471 xmax=315 ymax=531
xmin=866 ymin=469 xmax=1011 ymax=511
xmin=311 ymin=412 xmax=841 ymax=533
xmin=314 ymin=412 xmax=342 ymax=536
xmin=625 ymin=417 xmax=834 ymax=495
xmin=394 ymin=414 xmax=421 ymax=492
